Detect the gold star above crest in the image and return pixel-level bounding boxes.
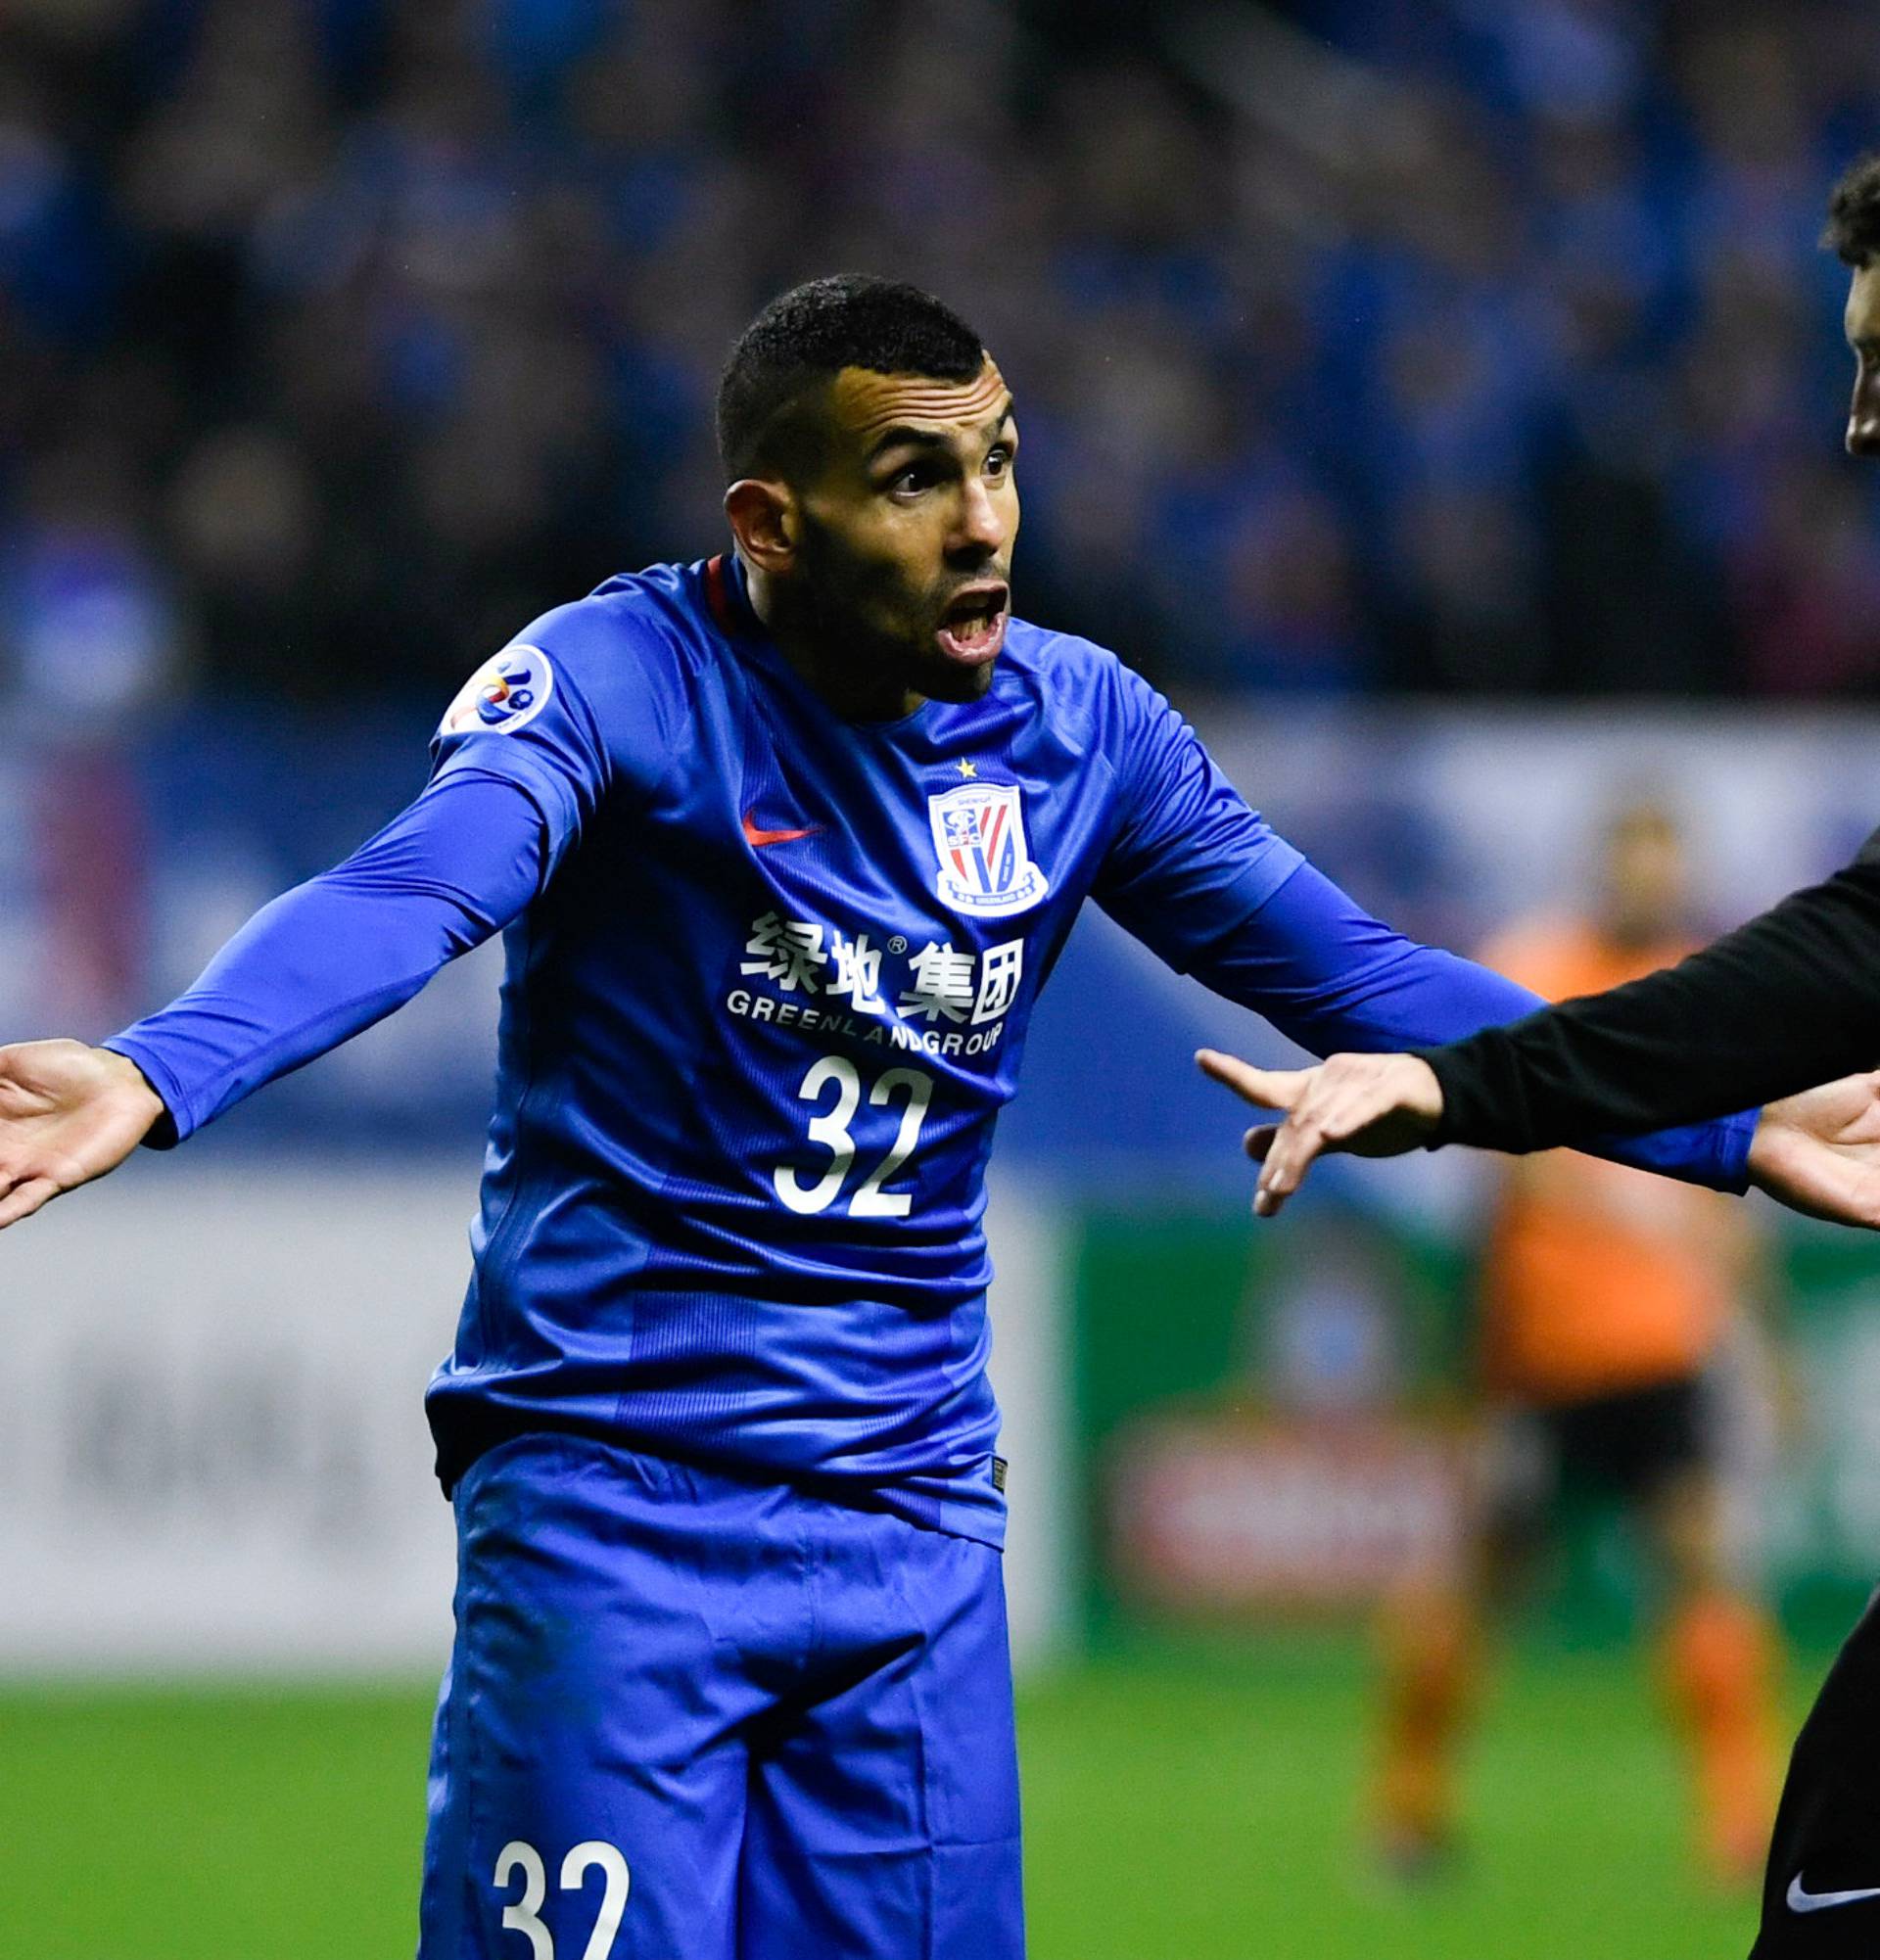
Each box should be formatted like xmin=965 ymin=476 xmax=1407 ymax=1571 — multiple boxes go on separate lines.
xmin=957 ymin=760 xmax=978 ymax=779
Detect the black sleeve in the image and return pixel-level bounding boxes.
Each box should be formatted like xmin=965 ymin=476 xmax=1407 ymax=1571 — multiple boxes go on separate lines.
xmin=1418 ymin=850 xmax=1880 ymax=1153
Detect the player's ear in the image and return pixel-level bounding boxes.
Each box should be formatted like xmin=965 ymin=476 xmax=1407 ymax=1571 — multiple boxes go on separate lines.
xmin=724 ymin=479 xmax=797 ymax=574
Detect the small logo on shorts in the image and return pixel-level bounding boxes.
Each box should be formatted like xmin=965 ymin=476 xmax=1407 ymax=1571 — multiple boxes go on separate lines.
xmin=1788 ymin=1873 xmax=1880 ymax=1914
xmin=991 ymin=1456 xmax=1008 ymax=1493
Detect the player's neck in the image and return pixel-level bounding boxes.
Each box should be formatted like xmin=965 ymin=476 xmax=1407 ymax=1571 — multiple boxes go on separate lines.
xmin=741 ymin=559 xmax=926 ymax=724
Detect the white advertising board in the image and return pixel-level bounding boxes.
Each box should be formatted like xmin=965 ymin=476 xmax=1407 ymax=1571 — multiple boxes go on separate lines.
xmin=0 ymin=1162 xmax=473 ymax=1673
xmin=0 ymin=1160 xmax=1069 ymax=1675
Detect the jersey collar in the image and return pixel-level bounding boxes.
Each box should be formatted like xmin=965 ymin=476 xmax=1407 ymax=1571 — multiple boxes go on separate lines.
xmin=704 ymin=552 xmax=762 ymax=638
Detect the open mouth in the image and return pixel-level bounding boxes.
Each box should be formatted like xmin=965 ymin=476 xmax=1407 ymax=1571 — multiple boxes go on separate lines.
xmin=935 ymin=583 xmax=1010 ymax=666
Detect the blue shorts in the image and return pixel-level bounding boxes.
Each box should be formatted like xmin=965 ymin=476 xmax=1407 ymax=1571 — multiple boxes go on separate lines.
xmin=417 ymin=1434 xmax=1024 ymax=1960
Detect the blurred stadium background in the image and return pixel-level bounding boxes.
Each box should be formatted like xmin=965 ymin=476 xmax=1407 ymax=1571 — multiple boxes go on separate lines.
xmin=8 ymin=0 xmax=1880 ymax=1954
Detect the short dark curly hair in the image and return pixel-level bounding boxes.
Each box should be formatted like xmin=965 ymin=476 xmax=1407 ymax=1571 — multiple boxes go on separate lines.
xmin=1823 ymin=152 xmax=1880 ymax=267
xmin=716 ymin=274 xmax=985 ymax=483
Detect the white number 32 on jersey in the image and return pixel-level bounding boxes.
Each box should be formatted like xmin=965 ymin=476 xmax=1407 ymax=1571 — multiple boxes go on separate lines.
xmin=774 ymin=1057 xmax=933 ymax=1217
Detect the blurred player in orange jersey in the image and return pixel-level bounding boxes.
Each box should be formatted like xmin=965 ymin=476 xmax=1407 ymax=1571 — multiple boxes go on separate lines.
xmin=1374 ymin=799 xmax=1785 ymax=1886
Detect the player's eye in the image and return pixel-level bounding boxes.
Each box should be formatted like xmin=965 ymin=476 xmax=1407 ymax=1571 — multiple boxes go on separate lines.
xmin=984 ymin=444 xmax=1012 ymax=477
xmin=886 ymin=462 xmax=943 ymax=495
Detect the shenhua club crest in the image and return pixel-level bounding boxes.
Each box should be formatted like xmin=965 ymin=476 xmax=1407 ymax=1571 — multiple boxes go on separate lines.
xmin=927 ymin=780 xmax=1050 ymax=919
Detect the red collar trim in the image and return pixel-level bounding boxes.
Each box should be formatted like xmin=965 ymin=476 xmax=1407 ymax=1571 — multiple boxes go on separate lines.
xmin=705 ymin=553 xmax=754 ymax=636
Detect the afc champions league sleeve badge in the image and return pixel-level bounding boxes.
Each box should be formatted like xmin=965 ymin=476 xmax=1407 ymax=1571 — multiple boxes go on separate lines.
xmin=440 ymin=645 xmax=555 ymax=737
xmin=927 ymin=780 xmax=1050 ymax=919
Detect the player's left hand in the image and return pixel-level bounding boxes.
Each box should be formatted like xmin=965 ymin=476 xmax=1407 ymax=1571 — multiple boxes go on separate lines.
xmin=1196 ymin=1048 xmax=1442 ymax=1217
xmin=1747 ymin=1071 xmax=1880 ymax=1229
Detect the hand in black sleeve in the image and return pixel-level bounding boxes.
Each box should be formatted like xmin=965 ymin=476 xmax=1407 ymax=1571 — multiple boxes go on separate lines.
xmin=1199 ymin=841 xmax=1880 ymax=1227
xmin=1424 ymin=855 xmax=1880 ymax=1153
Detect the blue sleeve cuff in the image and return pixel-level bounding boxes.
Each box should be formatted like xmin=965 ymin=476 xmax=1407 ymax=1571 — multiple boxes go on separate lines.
xmin=101 ymin=1035 xmax=191 ymax=1148
xmin=1709 ymin=1105 xmax=1758 ymax=1193
xmin=1581 ymin=1100 xmax=1759 ymax=1193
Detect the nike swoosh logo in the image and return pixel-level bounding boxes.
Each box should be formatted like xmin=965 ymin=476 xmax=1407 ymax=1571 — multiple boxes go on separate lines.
xmin=742 ymin=811 xmax=822 ymax=848
xmin=1789 ymin=1874 xmax=1880 ymax=1914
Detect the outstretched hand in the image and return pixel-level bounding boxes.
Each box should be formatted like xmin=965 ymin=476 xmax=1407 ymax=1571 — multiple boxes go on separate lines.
xmin=0 ymin=1040 xmax=165 ymax=1231
xmin=1198 ymin=1046 xmax=1880 ymax=1232
xmin=1196 ymin=1048 xmax=1443 ymax=1216
xmin=1747 ymin=1072 xmax=1880 ymax=1228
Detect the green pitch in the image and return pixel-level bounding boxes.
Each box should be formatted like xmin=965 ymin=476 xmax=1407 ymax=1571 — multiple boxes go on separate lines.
xmin=0 ymin=1638 xmax=1777 ymax=1958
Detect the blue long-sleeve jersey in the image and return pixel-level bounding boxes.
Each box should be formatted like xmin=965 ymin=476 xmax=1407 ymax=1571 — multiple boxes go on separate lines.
xmin=108 ymin=557 xmax=1755 ymax=1545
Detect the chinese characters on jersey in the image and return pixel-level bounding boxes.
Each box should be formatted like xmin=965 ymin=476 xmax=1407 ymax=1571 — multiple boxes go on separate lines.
xmin=741 ymin=910 xmax=1022 ymax=1031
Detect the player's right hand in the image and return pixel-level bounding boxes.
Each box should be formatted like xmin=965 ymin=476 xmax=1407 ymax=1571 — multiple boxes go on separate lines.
xmin=1197 ymin=1048 xmax=1445 ymax=1217
xmin=0 ymin=1040 xmax=166 ymax=1230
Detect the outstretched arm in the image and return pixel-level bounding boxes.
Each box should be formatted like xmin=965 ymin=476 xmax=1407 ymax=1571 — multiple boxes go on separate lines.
xmin=1420 ymin=857 xmax=1880 ymax=1151
xmin=1082 ymin=662 xmax=1757 ymax=1197
xmin=0 ymin=766 xmax=551 ymax=1231
xmin=1181 ymin=860 xmax=1757 ymax=1191
xmin=1194 ymin=854 xmax=1880 ymax=1223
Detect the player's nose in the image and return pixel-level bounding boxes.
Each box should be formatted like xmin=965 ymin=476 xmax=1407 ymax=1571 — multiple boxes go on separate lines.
xmin=1848 ymin=374 xmax=1880 ymax=457
xmin=953 ymin=478 xmax=1008 ymax=555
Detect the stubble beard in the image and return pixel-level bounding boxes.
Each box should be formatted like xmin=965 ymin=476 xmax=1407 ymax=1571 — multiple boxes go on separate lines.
xmin=795 ymin=520 xmax=996 ymax=709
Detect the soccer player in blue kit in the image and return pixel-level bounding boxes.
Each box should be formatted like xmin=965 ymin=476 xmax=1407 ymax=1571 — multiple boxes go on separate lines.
xmin=0 ymin=276 xmax=1871 ymax=1958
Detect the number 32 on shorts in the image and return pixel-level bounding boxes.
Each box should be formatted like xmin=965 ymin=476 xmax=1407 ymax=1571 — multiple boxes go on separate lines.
xmin=494 ymin=1840 xmax=630 ymax=1959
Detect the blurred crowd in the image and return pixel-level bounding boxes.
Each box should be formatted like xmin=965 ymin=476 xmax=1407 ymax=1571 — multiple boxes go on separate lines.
xmin=7 ymin=0 xmax=1880 ymax=718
